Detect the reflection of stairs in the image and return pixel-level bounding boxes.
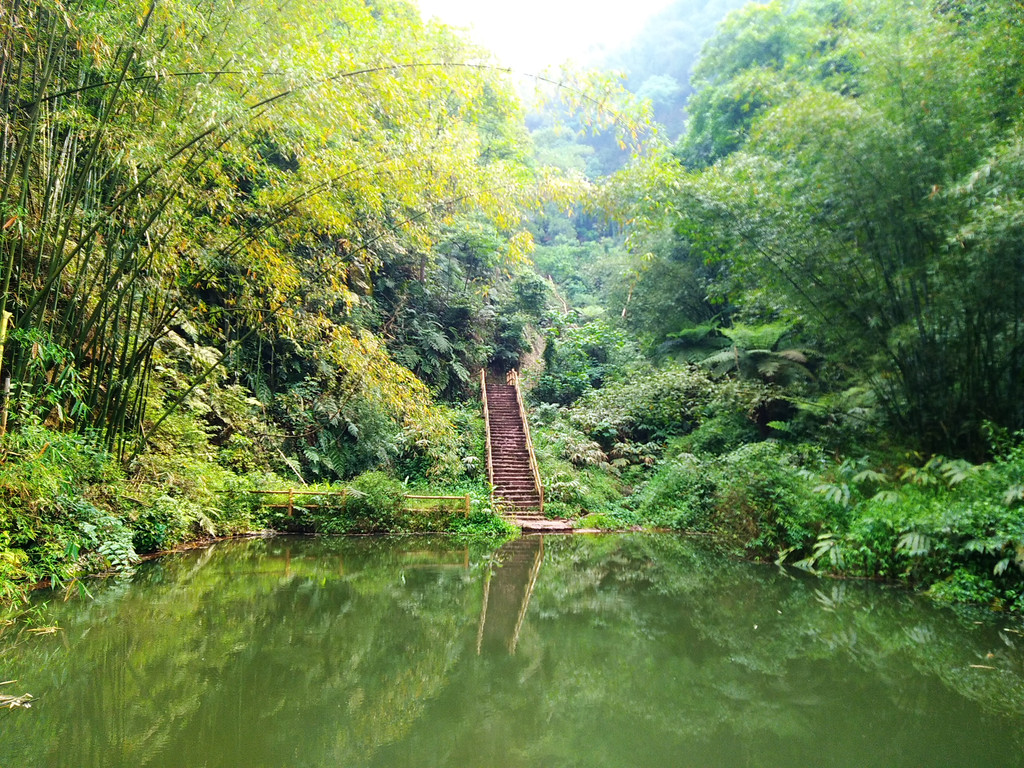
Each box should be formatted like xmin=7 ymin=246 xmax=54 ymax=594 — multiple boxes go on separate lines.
xmin=477 ymin=536 xmax=544 ymax=654
xmin=486 ymin=382 xmax=542 ymax=518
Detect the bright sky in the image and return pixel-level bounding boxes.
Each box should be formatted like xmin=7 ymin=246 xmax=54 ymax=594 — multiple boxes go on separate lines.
xmin=416 ymin=0 xmax=677 ymax=74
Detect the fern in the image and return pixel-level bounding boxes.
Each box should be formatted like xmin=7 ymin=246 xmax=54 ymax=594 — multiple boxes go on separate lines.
xmin=720 ymin=321 xmax=790 ymax=351
xmin=812 ymin=532 xmax=846 ymax=569
xmin=420 ymin=323 xmax=453 ymax=355
xmin=897 ymin=531 xmax=934 ymax=557
xmin=322 ymin=445 xmax=347 ymax=477
xmin=450 ymin=359 xmax=470 ymax=384
xmin=937 ymin=457 xmax=983 ymax=486
xmin=813 ymin=482 xmax=851 ymax=507
xmin=852 ymin=468 xmax=887 ymax=484
xmin=1003 ymin=484 xmax=1024 ymax=507
xmin=870 ymin=489 xmax=900 ymax=505
xmin=194 ymin=509 xmax=217 ymax=537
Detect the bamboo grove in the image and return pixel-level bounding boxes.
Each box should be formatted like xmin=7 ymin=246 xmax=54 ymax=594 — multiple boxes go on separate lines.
xmin=610 ymin=0 xmax=1024 ymax=458
xmin=0 ymin=0 xmax=545 ymax=460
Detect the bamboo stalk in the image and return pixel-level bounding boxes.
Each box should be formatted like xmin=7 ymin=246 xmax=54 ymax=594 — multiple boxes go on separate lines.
xmin=0 ymin=309 xmax=11 ymax=437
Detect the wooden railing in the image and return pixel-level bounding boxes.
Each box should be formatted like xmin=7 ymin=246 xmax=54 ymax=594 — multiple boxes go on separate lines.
xmin=243 ymin=489 xmax=471 ymax=517
xmin=481 ymin=368 xmax=495 ymax=508
xmin=507 ymin=369 xmax=544 ymax=515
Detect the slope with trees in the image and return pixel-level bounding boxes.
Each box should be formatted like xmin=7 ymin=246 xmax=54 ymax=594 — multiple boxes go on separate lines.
xmin=0 ymin=0 xmax=633 ymax=599
xmin=527 ymin=0 xmax=1024 ymax=610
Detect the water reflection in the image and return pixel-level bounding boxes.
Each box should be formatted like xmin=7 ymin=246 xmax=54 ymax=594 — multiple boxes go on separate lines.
xmin=1 ymin=534 xmax=1022 ymax=768
xmin=477 ymin=536 xmax=543 ymax=654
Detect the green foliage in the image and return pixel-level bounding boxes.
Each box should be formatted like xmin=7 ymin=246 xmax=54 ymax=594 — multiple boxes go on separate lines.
xmin=566 ymin=363 xmax=716 ymax=446
xmin=0 ymin=427 xmax=128 ymax=589
xmin=449 ymin=505 xmax=519 ymax=541
xmin=74 ymin=499 xmax=140 ymax=574
xmin=1 ymin=0 xmax=545 ymax=468
xmin=534 ymin=319 xmax=637 ymax=405
xmin=490 ymin=313 xmax=532 ymax=374
xmin=328 ymin=471 xmax=407 ymax=534
xmin=634 ymin=441 xmax=822 ymax=557
xmin=671 ymin=409 xmax=759 ymax=456
xmin=0 ymin=415 xmax=289 ymax=601
xmin=655 ymin=0 xmax=1024 ymax=457
xmin=130 ymin=495 xmax=218 ymax=555
xmin=576 ymin=511 xmax=639 ymax=531
xmin=0 ymin=535 xmax=28 ymax=603
xmin=745 ymin=442 xmax=1024 ymax=609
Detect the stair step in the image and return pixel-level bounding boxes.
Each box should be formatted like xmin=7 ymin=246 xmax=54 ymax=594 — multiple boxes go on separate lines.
xmin=485 ymin=374 xmax=566 ymax=528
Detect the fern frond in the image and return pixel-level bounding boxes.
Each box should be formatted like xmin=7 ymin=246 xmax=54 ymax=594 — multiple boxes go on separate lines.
xmin=897 ymin=531 xmax=933 ymax=557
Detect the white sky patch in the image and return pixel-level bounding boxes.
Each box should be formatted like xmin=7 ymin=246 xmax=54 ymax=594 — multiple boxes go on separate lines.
xmin=416 ymin=0 xmax=676 ymax=74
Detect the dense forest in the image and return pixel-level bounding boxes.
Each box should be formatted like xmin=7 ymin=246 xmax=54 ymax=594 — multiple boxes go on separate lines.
xmin=2 ymin=0 xmax=1023 ymax=611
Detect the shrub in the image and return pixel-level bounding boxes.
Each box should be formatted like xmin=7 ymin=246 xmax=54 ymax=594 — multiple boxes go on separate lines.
xmin=784 ymin=448 xmax=1024 ymax=609
xmin=577 ymin=509 xmax=641 ymax=530
xmin=450 ymin=505 xmax=519 ymax=540
xmin=568 ymin=363 xmax=716 ymax=446
xmin=534 ymin=320 xmax=638 ymax=405
xmin=632 ymin=453 xmax=717 ymax=530
xmin=130 ymin=494 xmax=223 ymax=553
xmin=674 ymin=410 xmax=759 ymax=456
xmin=0 ymin=534 xmax=29 ymax=603
xmin=632 ymin=441 xmax=822 ymax=557
xmin=333 ymin=471 xmax=407 ymax=533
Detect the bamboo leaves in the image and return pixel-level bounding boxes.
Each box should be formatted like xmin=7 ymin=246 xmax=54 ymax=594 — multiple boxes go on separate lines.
xmin=1 ymin=0 xmax=545 ymax=469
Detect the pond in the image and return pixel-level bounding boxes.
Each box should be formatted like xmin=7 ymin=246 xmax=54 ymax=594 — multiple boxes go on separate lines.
xmin=1 ymin=534 xmax=1023 ymax=767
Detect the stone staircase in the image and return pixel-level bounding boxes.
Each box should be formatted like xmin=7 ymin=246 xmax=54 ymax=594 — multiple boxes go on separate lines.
xmin=483 ymin=371 xmax=570 ymax=532
xmin=486 ymin=381 xmax=543 ymax=517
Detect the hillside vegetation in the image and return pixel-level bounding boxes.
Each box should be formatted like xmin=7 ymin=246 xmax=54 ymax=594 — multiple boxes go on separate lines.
xmin=3 ymin=0 xmax=1024 ymax=611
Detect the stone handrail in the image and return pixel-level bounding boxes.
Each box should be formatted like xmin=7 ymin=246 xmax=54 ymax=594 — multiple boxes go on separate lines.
xmin=481 ymin=368 xmax=495 ymax=508
xmin=507 ymin=369 xmax=544 ymax=515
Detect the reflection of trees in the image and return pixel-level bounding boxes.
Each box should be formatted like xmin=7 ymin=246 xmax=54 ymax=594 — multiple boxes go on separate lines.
xmin=0 ymin=537 xmax=486 ymax=767
xmin=2 ymin=535 xmax=1023 ymax=767
xmin=381 ymin=535 xmax=1024 ymax=768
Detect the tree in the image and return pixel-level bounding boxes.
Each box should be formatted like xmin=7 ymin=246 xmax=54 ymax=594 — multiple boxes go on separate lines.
xmin=665 ymin=0 xmax=1024 ymax=456
xmin=0 ymin=0 xmax=539 ymax=474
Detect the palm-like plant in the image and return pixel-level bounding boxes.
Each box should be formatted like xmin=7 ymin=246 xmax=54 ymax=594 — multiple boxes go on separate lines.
xmin=659 ymin=321 xmax=813 ymax=386
xmin=701 ymin=322 xmax=813 ymax=386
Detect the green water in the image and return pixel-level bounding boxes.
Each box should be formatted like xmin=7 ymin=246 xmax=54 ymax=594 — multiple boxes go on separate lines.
xmin=2 ymin=534 xmax=1023 ymax=767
